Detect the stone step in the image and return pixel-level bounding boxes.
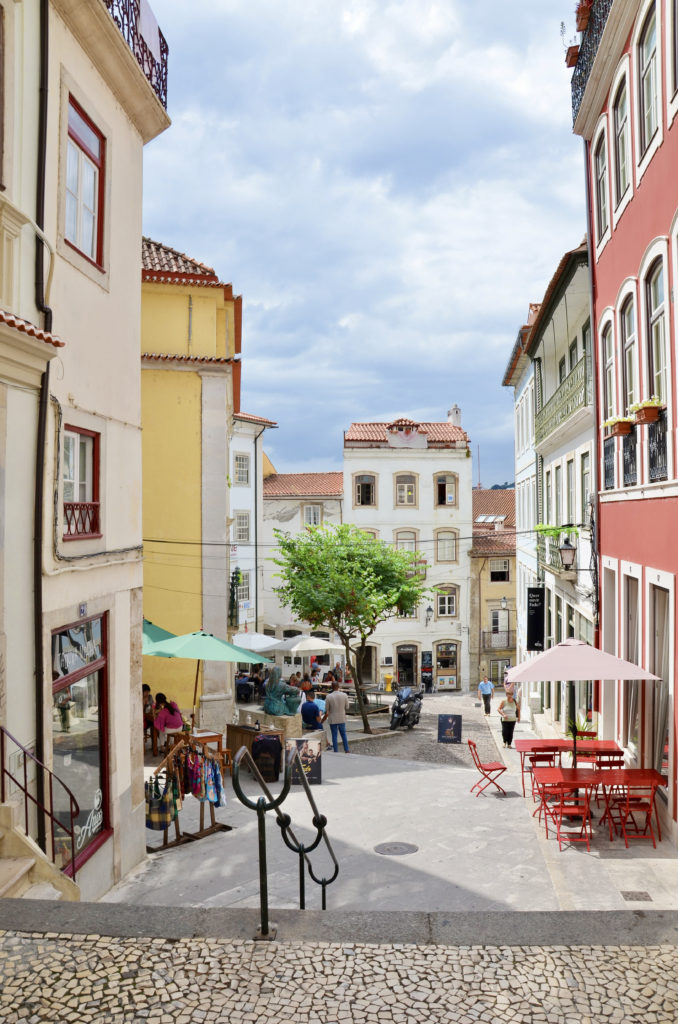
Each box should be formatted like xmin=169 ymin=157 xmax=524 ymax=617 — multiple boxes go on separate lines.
xmin=21 ymin=881 xmax=63 ymax=901
xmin=0 ymin=857 xmax=34 ymax=898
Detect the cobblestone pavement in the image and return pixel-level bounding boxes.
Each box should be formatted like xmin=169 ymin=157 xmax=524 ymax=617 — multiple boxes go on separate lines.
xmin=1 ymin=929 xmax=677 ymax=1023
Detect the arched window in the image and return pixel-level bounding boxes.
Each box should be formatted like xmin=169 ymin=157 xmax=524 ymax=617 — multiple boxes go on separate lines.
xmin=646 ymin=260 xmax=666 ymax=402
xmin=613 ymin=79 xmax=630 ymax=204
xmin=602 ymin=323 xmax=615 ymax=420
xmin=395 ymin=473 xmax=416 ymax=506
xmin=436 ymin=530 xmax=457 ymax=562
xmin=620 ymin=297 xmax=637 ymax=414
xmin=434 ymin=473 xmax=457 ymax=506
xmin=594 ymin=133 xmax=608 ymax=241
xmin=354 ymin=473 xmax=375 ymax=506
xmin=437 ymin=586 xmax=458 ymax=618
xmin=395 ymin=530 xmax=417 ymax=552
xmin=639 ymin=7 xmax=658 ymax=153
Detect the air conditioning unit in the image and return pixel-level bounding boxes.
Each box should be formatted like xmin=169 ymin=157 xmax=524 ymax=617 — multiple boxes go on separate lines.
xmin=381 ymin=655 xmax=393 ymax=666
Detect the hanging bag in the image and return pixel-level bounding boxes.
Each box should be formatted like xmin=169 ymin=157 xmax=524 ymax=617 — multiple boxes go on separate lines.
xmin=145 ymin=774 xmax=177 ymax=831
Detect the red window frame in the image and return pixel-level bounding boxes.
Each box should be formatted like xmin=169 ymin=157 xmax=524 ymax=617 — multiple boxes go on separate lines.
xmin=63 ymin=424 xmax=101 ymax=540
xmin=66 ymin=95 xmax=106 ymax=269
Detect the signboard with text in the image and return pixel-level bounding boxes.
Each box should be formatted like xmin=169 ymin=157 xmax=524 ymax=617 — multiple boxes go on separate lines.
xmin=526 ymin=587 xmax=545 ymax=651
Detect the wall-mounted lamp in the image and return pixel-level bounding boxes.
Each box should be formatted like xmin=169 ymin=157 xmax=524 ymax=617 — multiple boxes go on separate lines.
xmin=501 ymin=595 xmax=508 ymax=611
xmin=559 ymin=536 xmax=577 ymax=570
xmin=425 ymin=605 xmax=434 ymax=627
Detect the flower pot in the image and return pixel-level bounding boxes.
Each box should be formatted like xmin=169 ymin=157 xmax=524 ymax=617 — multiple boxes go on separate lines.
xmin=565 ymin=44 xmax=580 ymax=68
xmin=576 ymin=8 xmax=591 ymax=31
xmin=607 ymin=421 xmax=633 ymax=437
xmin=634 ymin=406 xmax=661 ymax=425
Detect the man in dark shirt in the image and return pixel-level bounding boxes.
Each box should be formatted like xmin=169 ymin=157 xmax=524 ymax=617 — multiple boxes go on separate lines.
xmin=300 ymin=691 xmax=323 ymax=731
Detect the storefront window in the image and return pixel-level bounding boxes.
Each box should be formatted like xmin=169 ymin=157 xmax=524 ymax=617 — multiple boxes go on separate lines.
xmin=435 ymin=642 xmax=457 ymax=690
xmin=651 ymin=586 xmax=670 ymax=791
xmin=51 ymin=617 xmax=108 ymax=867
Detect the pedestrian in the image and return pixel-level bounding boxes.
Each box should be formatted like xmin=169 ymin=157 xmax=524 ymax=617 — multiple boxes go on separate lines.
xmin=323 ymin=679 xmax=350 ymax=753
xmin=477 ymin=674 xmax=494 ymax=716
xmin=300 ymin=690 xmax=324 ymax=731
xmin=497 ymin=691 xmax=520 ymax=748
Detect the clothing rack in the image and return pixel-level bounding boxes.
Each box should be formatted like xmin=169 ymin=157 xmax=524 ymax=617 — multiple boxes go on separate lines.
xmin=147 ymin=735 xmax=231 ymax=852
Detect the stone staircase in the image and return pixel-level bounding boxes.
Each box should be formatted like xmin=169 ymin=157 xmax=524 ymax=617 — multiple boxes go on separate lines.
xmin=0 ymin=802 xmax=79 ymax=901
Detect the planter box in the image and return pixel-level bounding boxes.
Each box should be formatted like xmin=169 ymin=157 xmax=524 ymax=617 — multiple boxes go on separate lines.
xmin=576 ymin=8 xmax=591 ymax=31
xmin=607 ymin=421 xmax=633 ymax=437
xmin=634 ymin=406 xmax=661 ymax=425
xmin=566 ymin=44 xmax=580 ymax=68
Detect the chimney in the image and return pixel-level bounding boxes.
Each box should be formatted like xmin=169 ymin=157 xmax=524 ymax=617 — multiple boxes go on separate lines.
xmin=447 ymin=404 xmax=461 ymax=427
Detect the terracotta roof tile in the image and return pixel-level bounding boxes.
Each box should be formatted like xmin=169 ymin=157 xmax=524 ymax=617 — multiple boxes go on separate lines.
xmin=471 ymin=532 xmax=516 ymax=555
xmin=472 ymin=488 xmax=516 ymax=525
xmin=345 ymin=422 xmax=468 ymax=444
xmin=141 ymin=352 xmax=233 ymax=365
xmin=264 ymin=472 xmax=344 ymax=498
xmin=0 ymin=309 xmax=64 ymax=348
xmin=234 ymin=411 xmax=278 ymax=427
xmin=142 ymin=237 xmax=217 ymax=277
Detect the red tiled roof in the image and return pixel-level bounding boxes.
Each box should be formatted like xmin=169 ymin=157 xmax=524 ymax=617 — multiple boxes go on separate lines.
xmin=141 ymin=353 xmax=234 ymax=365
xmin=264 ymin=472 xmax=344 ymax=498
xmin=472 ymin=488 xmax=516 ymax=525
xmin=234 ymin=412 xmax=278 ymax=427
xmin=142 ymin=237 xmax=217 ymax=278
xmin=0 ymin=309 xmax=64 ymax=348
xmin=471 ymin=532 xmax=516 ymax=555
xmin=345 ymin=422 xmax=468 ymax=444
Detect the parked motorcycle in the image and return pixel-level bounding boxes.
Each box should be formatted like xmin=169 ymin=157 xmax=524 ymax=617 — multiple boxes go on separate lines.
xmin=389 ymin=685 xmax=424 ymax=730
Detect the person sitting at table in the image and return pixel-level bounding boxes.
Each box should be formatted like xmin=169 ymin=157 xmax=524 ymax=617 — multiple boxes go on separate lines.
xmin=153 ymin=692 xmax=183 ymax=747
xmin=497 ymin=691 xmax=520 ymax=749
xmin=142 ymin=684 xmax=154 ymax=744
xmin=300 ymin=691 xmax=324 ymax=731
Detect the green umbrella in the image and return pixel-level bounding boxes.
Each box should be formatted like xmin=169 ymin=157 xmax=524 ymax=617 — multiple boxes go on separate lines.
xmin=142 ymin=618 xmax=176 ymax=656
xmin=144 ymin=630 xmax=272 ymax=724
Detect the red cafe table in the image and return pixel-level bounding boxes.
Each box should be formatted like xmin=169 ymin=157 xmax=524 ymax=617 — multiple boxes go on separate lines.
xmin=515 ymin=738 xmax=623 ymax=796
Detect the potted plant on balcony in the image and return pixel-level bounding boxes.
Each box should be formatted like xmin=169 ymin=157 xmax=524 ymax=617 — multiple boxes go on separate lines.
xmin=576 ymin=0 xmax=593 ymax=32
xmin=602 ymin=415 xmax=634 ymax=437
xmin=630 ymin=396 xmax=663 ymax=425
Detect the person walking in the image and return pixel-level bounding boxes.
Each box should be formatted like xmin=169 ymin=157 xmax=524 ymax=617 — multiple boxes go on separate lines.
xmin=323 ymin=679 xmax=350 ymax=753
xmin=497 ymin=691 xmax=520 ymax=748
xmin=477 ymin=674 xmax=494 ymax=716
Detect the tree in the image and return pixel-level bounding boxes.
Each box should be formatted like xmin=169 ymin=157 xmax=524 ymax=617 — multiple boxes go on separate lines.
xmin=273 ymin=523 xmax=428 ymax=733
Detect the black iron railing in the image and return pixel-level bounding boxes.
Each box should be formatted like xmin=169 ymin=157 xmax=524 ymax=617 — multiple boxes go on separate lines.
xmin=571 ymin=0 xmax=614 ymax=124
xmin=622 ymin=431 xmax=637 ymax=486
xmin=648 ymin=410 xmax=668 ymax=482
xmin=603 ymin=436 xmax=615 ymax=489
xmin=232 ymin=745 xmax=339 ymax=940
xmin=103 ymin=0 xmax=168 ymax=109
xmin=481 ymin=630 xmax=516 ymax=652
xmin=0 ymin=725 xmax=80 ymax=880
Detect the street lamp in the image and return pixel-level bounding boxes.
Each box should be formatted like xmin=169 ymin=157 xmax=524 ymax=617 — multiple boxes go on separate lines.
xmin=559 ymin=536 xmax=577 ymax=570
xmin=425 ymin=605 xmax=433 ymax=626
xmin=501 ymin=596 xmax=507 ymax=611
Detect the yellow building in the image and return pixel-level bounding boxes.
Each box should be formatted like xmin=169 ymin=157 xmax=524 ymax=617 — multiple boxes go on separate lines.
xmin=469 ymin=489 xmax=517 ymax=688
xmin=141 ymin=239 xmax=241 ymax=722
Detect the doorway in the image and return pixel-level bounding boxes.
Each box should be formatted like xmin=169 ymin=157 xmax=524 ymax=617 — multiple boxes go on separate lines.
xmin=396 ymin=645 xmax=417 ymax=688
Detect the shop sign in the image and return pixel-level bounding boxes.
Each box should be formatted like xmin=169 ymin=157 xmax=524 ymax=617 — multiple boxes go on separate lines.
xmin=526 ymin=587 xmax=545 ymax=651
xmin=76 ymin=788 xmax=104 ymax=850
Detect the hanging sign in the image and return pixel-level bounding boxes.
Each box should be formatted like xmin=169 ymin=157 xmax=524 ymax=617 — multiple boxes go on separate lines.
xmin=526 ymin=587 xmax=545 ymax=651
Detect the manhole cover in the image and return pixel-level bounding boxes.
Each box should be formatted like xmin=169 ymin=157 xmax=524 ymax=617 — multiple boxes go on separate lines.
xmin=621 ymin=890 xmax=652 ymax=902
xmin=374 ymin=842 xmax=418 ymax=856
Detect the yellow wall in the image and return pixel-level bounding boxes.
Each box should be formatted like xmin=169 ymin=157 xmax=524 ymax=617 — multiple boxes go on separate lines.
xmin=140 ymin=284 xmax=236 ymax=360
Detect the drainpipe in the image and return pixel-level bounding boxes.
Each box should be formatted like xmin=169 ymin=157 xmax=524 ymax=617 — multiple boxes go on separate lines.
xmin=33 ymin=0 xmax=52 ymax=853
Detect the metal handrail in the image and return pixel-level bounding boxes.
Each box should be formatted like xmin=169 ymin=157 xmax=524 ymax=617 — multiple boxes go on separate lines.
xmin=0 ymin=725 xmax=80 ymax=880
xmin=231 ymin=744 xmax=339 ymax=939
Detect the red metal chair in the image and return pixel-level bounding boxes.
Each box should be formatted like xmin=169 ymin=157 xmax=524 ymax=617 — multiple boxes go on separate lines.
xmin=528 ymin=752 xmax=556 ymax=802
xmin=553 ymin=784 xmax=594 ymax=851
xmin=468 ymin=740 xmax=507 ymax=797
xmin=609 ymin=784 xmax=658 ymax=848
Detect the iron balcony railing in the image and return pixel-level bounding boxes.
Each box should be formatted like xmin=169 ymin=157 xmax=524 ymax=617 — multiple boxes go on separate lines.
xmin=622 ymin=431 xmax=637 ymax=487
xmin=63 ymin=501 xmax=101 ymax=538
xmin=534 ymin=357 xmax=589 ymax=447
xmin=481 ymin=630 xmax=516 ymax=652
xmin=0 ymin=725 xmax=80 ymax=880
xmin=603 ymin=436 xmax=615 ymax=490
xmin=648 ymin=410 xmax=668 ymax=482
xmin=571 ymin=0 xmax=614 ymax=124
xmin=104 ymin=0 xmax=168 ymax=109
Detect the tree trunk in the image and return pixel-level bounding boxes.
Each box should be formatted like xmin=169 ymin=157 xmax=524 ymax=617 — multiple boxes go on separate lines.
xmin=345 ymin=641 xmax=372 ymax=734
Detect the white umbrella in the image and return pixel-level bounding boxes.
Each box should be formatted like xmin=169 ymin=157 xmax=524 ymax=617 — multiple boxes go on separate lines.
xmin=272 ymin=634 xmax=345 ymax=654
xmin=232 ymin=631 xmax=280 ymax=653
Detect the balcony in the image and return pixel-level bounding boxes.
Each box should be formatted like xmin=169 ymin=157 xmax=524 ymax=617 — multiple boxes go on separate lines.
xmin=622 ymin=431 xmax=637 ymax=487
xmin=534 ymin=357 xmax=590 ymax=447
xmin=648 ymin=410 xmax=668 ymax=482
xmin=603 ymin=436 xmax=615 ymax=490
xmin=481 ymin=630 xmax=516 ymax=653
xmin=571 ymin=0 xmax=613 ymax=124
xmin=104 ymin=0 xmax=168 ymax=109
xmin=64 ymin=502 xmax=101 ymax=539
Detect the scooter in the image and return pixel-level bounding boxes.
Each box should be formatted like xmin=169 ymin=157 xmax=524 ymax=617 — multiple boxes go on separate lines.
xmin=389 ymin=685 xmax=424 ymax=730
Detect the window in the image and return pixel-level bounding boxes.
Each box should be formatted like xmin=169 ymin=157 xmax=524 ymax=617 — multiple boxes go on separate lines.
xmin=554 ymin=465 xmax=561 ymax=526
xmin=355 ymin=474 xmax=375 ymax=506
xmin=395 ymin=473 xmax=416 ymax=506
xmin=558 ymin=356 xmax=567 ymax=384
xmin=437 ymin=587 xmax=457 ymax=617
xmin=544 ymin=470 xmax=552 ymax=524
xmin=436 ymin=530 xmax=457 ymax=562
xmin=621 ymin=297 xmax=637 ymax=414
xmin=490 ymin=659 xmax=510 ymax=685
xmin=613 ymin=79 xmax=630 ymax=203
xmin=569 ymin=340 xmax=578 ymax=371
xmin=395 ymin=530 xmax=417 ymax=552
xmin=63 ymin=426 xmax=100 ymax=538
xmin=566 ymin=459 xmax=575 ymax=525
xmin=237 ymin=570 xmax=251 ymax=603
xmin=490 ymin=558 xmax=510 ymax=582
xmin=234 ymin=453 xmax=250 ymax=485
xmin=639 ymin=8 xmax=658 ymax=153
xmin=234 ymin=512 xmax=250 ymax=544
xmin=647 ymin=261 xmax=667 ymax=402
xmin=580 ymin=452 xmax=590 ymax=524
xmin=435 ymin=473 xmax=457 ymax=506
xmin=65 ymin=97 xmax=105 ymax=265
xmin=602 ymin=323 xmax=615 ymax=420
xmin=303 ymin=504 xmax=322 ymax=527
xmin=594 ymin=133 xmax=609 ymax=241
xmin=51 ymin=615 xmax=109 ymax=868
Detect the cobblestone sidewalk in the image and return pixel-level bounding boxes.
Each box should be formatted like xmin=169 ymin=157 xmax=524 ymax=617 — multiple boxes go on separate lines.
xmin=1 ymin=929 xmax=677 ymax=1024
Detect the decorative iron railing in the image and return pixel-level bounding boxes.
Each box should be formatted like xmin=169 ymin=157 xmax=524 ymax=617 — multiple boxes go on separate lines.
xmin=103 ymin=0 xmax=168 ymax=109
xmin=534 ymin=358 xmax=589 ymax=447
xmin=622 ymin=430 xmax=637 ymax=487
xmin=537 ymin=533 xmax=565 ymax=573
xmin=481 ymin=630 xmax=516 ymax=652
xmin=571 ymin=0 xmax=614 ymax=124
xmin=603 ymin=436 xmax=615 ymax=489
xmin=648 ymin=410 xmax=668 ymax=482
xmin=0 ymin=725 xmax=80 ymax=880
xmin=64 ymin=501 xmax=100 ymax=538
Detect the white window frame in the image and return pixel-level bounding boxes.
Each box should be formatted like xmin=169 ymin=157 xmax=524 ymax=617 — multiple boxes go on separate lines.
xmin=619 ymin=293 xmax=638 ymax=414
xmin=489 ymin=558 xmax=510 ymax=583
xmin=233 ymin=453 xmax=250 ymax=486
xmin=592 ymin=118 xmax=611 ymax=258
xmin=233 ymin=511 xmax=250 ymax=544
xmin=394 ymin=530 xmax=417 ymax=552
xmin=435 ymin=530 xmax=457 ymax=563
xmin=610 ymin=61 xmax=633 ymax=225
xmin=599 ymin=312 xmax=616 ymax=423
xmin=354 ymin=472 xmax=377 ymax=508
xmin=666 ymin=0 xmax=678 ymax=126
xmin=302 ymin=504 xmax=322 ymax=527
xmin=633 ymin=0 xmax=663 ymax=184
xmin=436 ymin=587 xmax=457 ymax=618
xmin=434 ymin=472 xmax=457 ymax=507
xmin=394 ymin=473 xmax=417 ymax=507
xmin=237 ymin=569 xmax=251 ymax=603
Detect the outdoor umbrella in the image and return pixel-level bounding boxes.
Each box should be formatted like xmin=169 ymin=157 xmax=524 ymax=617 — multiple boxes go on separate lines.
xmin=506 ymin=638 xmax=659 ymax=764
xmin=272 ymin=634 xmax=344 ymax=654
xmin=142 ymin=618 xmax=176 ymax=655
xmin=144 ymin=630 xmax=273 ymax=723
xmin=232 ymin=631 xmax=280 ymax=653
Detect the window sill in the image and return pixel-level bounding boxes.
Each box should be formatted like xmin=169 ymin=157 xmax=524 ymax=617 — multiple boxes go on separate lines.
xmin=65 ymin=237 xmax=105 ymax=274
xmin=63 ymin=532 xmax=103 ymax=542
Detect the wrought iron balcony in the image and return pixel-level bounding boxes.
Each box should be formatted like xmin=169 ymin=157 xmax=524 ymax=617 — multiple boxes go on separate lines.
xmin=648 ymin=410 xmax=668 ymax=482
xmin=537 ymin=533 xmax=564 ymax=573
xmin=104 ymin=0 xmax=168 ymax=109
xmin=64 ymin=501 xmax=101 ymax=538
xmin=622 ymin=430 xmax=637 ymax=487
xmin=571 ymin=0 xmax=614 ymax=124
xmin=534 ymin=357 xmax=590 ymax=447
xmin=603 ymin=436 xmax=615 ymax=490
xmin=481 ymin=630 xmax=516 ymax=652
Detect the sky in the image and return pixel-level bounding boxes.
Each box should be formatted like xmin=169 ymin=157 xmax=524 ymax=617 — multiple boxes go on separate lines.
xmin=143 ymin=0 xmax=586 ymax=487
